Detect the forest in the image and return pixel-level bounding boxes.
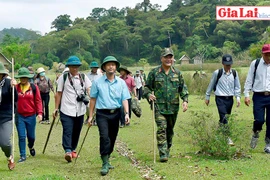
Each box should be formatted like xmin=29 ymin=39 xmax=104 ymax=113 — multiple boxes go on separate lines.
xmin=0 ymin=0 xmax=269 ymax=70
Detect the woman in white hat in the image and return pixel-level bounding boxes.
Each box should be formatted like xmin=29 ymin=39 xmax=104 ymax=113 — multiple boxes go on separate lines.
xmin=0 ymin=62 xmax=17 ymax=170
xmin=35 ymin=67 xmax=55 ymax=124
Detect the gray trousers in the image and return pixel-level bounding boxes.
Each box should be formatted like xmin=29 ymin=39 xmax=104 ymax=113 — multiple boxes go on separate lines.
xmin=0 ymin=121 xmax=12 ymax=158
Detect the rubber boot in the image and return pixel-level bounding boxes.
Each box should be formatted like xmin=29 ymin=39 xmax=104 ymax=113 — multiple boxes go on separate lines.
xmin=100 ymin=155 xmax=109 ymax=176
xmin=108 ymin=155 xmax=114 ymax=169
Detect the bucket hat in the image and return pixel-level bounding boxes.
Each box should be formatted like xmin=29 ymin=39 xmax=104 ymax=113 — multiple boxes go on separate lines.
xmin=0 ymin=62 xmax=8 ymax=74
xmin=90 ymin=61 xmax=99 ymax=68
xmin=15 ymin=67 xmax=34 ymax=78
xmin=66 ymin=56 xmax=82 ymax=66
xmin=101 ymin=56 xmax=120 ymax=72
xmin=36 ymin=67 xmax=45 ymax=74
xmin=118 ymin=66 xmax=131 ymax=74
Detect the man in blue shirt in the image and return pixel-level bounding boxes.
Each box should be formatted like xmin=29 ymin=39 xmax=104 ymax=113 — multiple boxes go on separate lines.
xmin=244 ymin=44 xmax=270 ymax=153
xmin=205 ymin=54 xmax=241 ymax=145
xmin=87 ymin=56 xmax=130 ymax=176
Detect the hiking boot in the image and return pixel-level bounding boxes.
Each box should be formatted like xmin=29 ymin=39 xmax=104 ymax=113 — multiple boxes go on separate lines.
xmin=227 ymin=138 xmax=235 ymax=146
xmin=30 ymin=148 xmax=36 ymax=156
xmin=160 ymin=155 xmax=168 ymax=163
xmin=18 ymin=156 xmax=26 ymax=163
xmin=71 ymin=151 xmax=80 ymax=158
xmin=100 ymin=155 xmax=109 ymax=176
xmin=250 ymin=131 xmax=260 ymax=149
xmin=65 ymin=152 xmax=72 ymax=163
xmin=7 ymin=155 xmax=15 ymax=170
xmin=264 ymin=137 xmax=270 ymax=153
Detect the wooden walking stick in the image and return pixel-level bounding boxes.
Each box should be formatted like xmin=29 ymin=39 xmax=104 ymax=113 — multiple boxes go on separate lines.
xmin=152 ymin=91 xmax=156 ymax=163
xmin=11 ymin=58 xmax=15 ymax=158
xmin=55 ymin=116 xmax=60 ymax=127
xmin=42 ymin=111 xmax=57 ymax=154
xmin=73 ymin=113 xmax=96 ymax=167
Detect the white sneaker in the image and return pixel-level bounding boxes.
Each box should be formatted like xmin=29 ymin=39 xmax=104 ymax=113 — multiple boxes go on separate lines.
xmin=228 ymin=138 xmax=234 ymax=146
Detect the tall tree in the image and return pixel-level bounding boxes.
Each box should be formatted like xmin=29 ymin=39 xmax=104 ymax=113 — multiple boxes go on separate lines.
xmin=51 ymin=14 xmax=73 ymax=31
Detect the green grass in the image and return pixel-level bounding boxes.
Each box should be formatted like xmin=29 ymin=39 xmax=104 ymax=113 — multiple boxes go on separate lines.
xmin=2 ymin=65 xmax=270 ymax=179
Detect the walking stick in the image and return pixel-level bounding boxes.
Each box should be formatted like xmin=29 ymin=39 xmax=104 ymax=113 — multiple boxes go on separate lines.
xmin=42 ymin=112 xmax=57 ymax=154
xmin=73 ymin=113 xmax=96 ymax=167
xmin=152 ymin=91 xmax=156 ymax=163
xmin=11 ymin=58 xmax=15 ymax=158
xmin=55 ymin=116 xmax=60 ymax=127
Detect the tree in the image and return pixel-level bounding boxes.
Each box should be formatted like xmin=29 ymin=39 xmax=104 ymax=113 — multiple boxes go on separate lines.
xmin=2 ymin=43 xmax=32 ymax=67
xmin=64 ymin=29 xmax=91 ymax=50
xmin=51 ymin=14 xmax=73 ymax=31
xmin=1 ymin=34 xmax=20 ymax=46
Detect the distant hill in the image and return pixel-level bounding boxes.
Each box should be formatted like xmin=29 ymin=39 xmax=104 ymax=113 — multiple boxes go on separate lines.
xmin=0 ymin=28 xmax=42 ymax=42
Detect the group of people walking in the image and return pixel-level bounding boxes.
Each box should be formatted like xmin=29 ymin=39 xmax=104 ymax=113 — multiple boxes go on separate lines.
xmin=1 ymin=44 xmax=270 ymax=176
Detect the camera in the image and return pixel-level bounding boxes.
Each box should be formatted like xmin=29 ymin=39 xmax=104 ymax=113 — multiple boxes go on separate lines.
xmin=76 ymin=94 xmax=90 ymax=105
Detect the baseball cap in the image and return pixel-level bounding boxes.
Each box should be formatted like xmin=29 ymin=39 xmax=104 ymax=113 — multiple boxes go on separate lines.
xmin=222 ymin=54 xmax=233 ymax=65
xmin=161 ymin=48 xmax=174 ymax=57
xmin=262 ymin=44 xmax=270 ymax=53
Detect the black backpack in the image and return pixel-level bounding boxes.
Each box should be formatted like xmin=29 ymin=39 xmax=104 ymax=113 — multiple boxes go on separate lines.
xmin=252 ymin=58 xmax=260 ymax=88
xmin=213 ymin=68 xmax=237 ymax=91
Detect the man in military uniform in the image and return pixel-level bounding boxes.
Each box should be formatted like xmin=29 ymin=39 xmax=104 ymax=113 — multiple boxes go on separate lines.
xmin=143 ymin=48 xmax=189 ymax=162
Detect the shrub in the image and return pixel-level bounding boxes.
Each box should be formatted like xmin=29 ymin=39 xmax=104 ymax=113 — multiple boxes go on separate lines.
xmin=187 ymin=110 xmax=247 ymax=159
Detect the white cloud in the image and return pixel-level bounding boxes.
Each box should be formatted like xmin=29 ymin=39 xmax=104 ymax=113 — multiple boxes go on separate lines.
xmin=0 ymin=0 xmax=170 ymax=35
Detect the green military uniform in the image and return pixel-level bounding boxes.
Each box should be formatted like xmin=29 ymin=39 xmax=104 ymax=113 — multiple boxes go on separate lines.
xmin=143 ymin=65 xmax=188 ymax=159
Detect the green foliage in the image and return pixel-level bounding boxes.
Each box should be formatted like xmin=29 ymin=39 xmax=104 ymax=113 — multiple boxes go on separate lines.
xmin=2 ymin=43 xmax=32 ymax=66
xmin=80 ymin=60 xmax=89 ymax=71
xmin=184 ymin=73 xmax=210 ymax=97
xmin=137 ymin=58 xmax=148 ymax=67
xmin=1 ymin=1 xmax=270 ymax=66
xmin=0 ymin=28 xmax=41 ymax=43
xmin=32 ymin=63 xmax=49 ymax=72
xmin=51 ymin=14 xmax=72 ymax=31
xmin=223 ymin=41 xmax=241 ymax=54
xmin=187 ymin=111 xmax=247 ymax=159
xmin=65 ymin=29 xmax=91 ymax=49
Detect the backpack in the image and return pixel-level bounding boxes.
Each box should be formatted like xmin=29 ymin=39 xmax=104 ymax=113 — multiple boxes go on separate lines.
xmin=36 ymin=76 xmax=51 ymax=89
xmin=213 ymin=68 xmax=237 ymax=91
xmin=30 ymin=83 xmax=36 ymax=97
xmin=252 ymin=58 xmax=260 ymax=88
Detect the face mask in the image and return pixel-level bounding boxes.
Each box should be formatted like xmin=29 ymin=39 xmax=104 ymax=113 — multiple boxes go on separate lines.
xmin=40 ymin=72 xmax=45 ymax=76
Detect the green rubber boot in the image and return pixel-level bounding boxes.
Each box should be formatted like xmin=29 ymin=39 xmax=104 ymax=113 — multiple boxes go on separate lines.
xmin=100 ymin=155 xmax=109 ymax=176
xmin=108 ymin=155 xmax=114 ymax=169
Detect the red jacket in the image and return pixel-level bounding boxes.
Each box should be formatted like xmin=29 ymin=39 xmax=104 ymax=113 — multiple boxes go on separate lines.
xmin=16 ymin=83 xmax=43 ymax=117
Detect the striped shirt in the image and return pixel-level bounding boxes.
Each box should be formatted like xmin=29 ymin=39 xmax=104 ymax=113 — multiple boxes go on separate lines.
xmin=205 ymin=68 xmax=241 ymax=100
xmin=244 ymin=58 xmax=270 ymax=97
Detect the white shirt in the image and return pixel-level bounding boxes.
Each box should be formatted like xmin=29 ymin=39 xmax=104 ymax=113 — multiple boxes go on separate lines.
xmin=57 ymin=73 xmax=91 ymax=117
xmin=86 ymin=71 xmax=103 ymax=83
xmin=134 ymin=75 xmax=144 ymax=89
xmin=244 ymin=58 xmax=270 ymax=97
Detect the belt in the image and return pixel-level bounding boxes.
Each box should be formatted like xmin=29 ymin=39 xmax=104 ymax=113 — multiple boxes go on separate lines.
xmin=216 ymin=96 xmax=233 ymax=99
xmin=97 ymin=108 xmax=120 ymax=114
xmin=254 ymin=92 xmax=270 ymax=96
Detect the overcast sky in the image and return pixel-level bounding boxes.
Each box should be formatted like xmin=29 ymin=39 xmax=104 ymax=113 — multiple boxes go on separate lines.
xmin=0 ymin=0 xmax=170 ymax=35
